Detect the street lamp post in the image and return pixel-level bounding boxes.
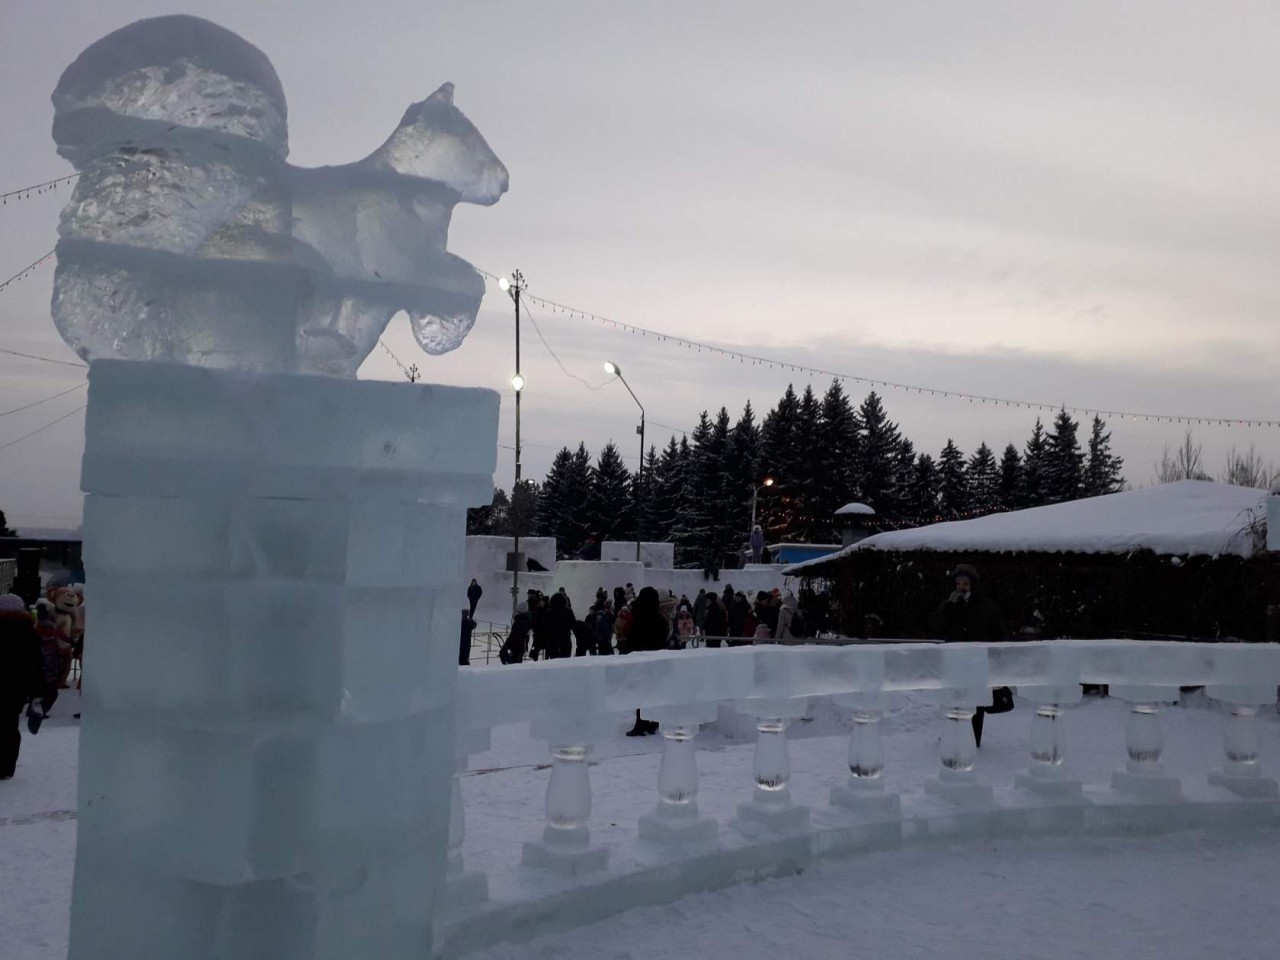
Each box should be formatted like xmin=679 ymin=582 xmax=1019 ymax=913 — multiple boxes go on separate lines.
xmin=749 ymin=477 xmax=774 ymax=562
xmin=500 ymin=271 xmax=526 ymax=620
xmin=604 ymin=361 xmax=645 ymax=563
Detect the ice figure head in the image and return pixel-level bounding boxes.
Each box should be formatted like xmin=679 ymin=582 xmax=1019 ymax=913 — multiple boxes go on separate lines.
xmin=50 ymin=15 xmax=506 ymax=376
xmin=363 ymin=83 xmax=509 ymax=205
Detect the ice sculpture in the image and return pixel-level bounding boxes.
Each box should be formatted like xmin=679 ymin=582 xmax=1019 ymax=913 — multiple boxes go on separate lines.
xmin=51 ymin=14 xmax=507 ymax=375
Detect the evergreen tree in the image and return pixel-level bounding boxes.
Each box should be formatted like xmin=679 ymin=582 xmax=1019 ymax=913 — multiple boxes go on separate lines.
xmin=1043 ymin=408 xmax=1085 ymax=503
xmin=504 ymin=480 xmax=539 ymax=538
xmin=652 ymin=436 xmax=687 ymax=542
xmin=587 ymin=442 xmax=634 ymax=543
xmin=937 ymin=439 xmax=968 ymax=517
xmin=791 ymin=386 xmax=824 ymax=540
xmin=813 ymin=380 xmax=861 ymax=530
xmin=635 ymin=444 xmax=661 ymax=544
xmin=674 ymin=412 xmax=715 ymax=564
xmin=1083 ymin=415 xmax=1125 ymax=497
xmin=892 ymin=437 xmax=916 ymax=518
xmin=727 ymin=402 xmax=763 ymax=541
xmin=537 ymin=447 xmax=576 ymax=546
xmin=856 ymin=391 xmax=903 ymax=515
xmin=0 ymin=510 xmax=16 ymax=537
xmin=967 ymin=442 xmax=999 ymax=516
xmin=466 ymin=486 xmax=509 ymax=535
xmin=759 ymin=385 xmax=802 ymax=539
xmin=997 ymin=444 xmax=1023 ymax=511
xmin=1021 ymin=418 xmax=1048 ymax=507
xmin=907 ymin=453 xmax=939 ymax=523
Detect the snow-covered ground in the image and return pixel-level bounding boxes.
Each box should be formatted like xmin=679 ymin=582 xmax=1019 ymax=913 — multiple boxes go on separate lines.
xmin=4 ymin=692 xmax=1279 ymax=959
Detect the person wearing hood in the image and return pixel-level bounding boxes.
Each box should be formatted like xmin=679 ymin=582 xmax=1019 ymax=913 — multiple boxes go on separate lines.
xmin=1 ymin=595 xmax=43 ymax=779
xmin=776 ymin=592 xmax=801 ymax=641
xmin=623 ymin=586 xmax=669 ymax=735
xmin=929 ymin=563 xmax=1012 ymax=746
xmin=702 ymin=592 xmax=728 ymax=646
xmin=540 ymin=591 xmax=576 ymax=660
xmin=499 ymin=603 xmax=531 ymax=664
xmin=749 ymin=524 xmax=765 ymax=563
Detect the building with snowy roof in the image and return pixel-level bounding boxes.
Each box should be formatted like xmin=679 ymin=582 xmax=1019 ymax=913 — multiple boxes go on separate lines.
xmin=784 ymin=481 xmax=1280 ymax=643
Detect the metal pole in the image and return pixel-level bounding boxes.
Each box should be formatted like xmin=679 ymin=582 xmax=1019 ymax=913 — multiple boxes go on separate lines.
xmin=636 ymin=413 xmax=645 ymax=563
xmin=510 ymin=270 xmax=524 ymax=623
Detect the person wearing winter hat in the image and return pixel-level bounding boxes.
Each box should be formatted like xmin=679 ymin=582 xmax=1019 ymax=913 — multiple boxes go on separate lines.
xmin=929 ymin=564 xmax=1012 ymax=746
xmin=0 ymin=594 xmax=44 ymax=779
xmin=499 ymin=602 xmax=531 ymax=665
xmin=623 ymin=587 xmax=668 ymax=735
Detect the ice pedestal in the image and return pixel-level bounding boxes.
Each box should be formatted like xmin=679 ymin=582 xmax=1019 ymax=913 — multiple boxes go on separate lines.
xmin=638 ymin=702 xmax=719 ymax=844
xmin=829 ymin=688 xmax=901 ymax=820
xmin=68 ymin=360 xmax=497 ymax=960
xmin=733 ymin=697 xmax=812 ymax=832
xmin=1108 ymin=686 xmax=1183 ymax=801
xmin=522 ymin=715 xmax=613 ymax=875
xmin=1205 ymin=686 xmax=1280 ymax=799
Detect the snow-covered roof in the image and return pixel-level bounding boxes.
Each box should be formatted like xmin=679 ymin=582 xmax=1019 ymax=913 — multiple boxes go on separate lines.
xmin=784 ymin=481 xmax=1270 ymax=575
xmin=835 ymin=502 xmax=875 ymax=517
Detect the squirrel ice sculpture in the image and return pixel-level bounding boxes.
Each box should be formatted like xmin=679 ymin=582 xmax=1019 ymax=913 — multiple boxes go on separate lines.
xmin=50 ymin=15 xmax=508 ymax=376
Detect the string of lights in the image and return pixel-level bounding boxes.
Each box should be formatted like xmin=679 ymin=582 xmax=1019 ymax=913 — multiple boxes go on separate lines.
xmin=474 ymin=274 xmax=1278 ymax=430
xmin=0 ymin=249 xmax=56 ymax=294
xmin=0 ymin=173 xmax=79 ymax=204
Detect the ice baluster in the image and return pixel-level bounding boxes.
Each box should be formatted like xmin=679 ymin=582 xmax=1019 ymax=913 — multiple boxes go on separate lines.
xmin=639 ymin=703 xmax=718 ymax=843
xmin=521 ymin=715 xmax=610 ymax=875
xmin=829 ymin=688 xmax=901 ymax=819
xmin=1206 ymin=685 xmax=1280 ymax=799
xmin=733 ymin=698 xmax=811 ymax=832
xmin=1109 ymin=684 xmax=1183 ymax=801
xmin=924 ymin=646 xmax=994 ymax=806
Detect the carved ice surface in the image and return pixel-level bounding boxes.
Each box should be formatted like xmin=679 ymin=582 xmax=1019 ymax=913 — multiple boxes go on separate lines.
xmin=50 ymin=14 xmax=507 ymax=376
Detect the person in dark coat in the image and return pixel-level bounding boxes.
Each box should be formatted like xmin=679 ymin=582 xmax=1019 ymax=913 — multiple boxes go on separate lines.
xmin=590 ymin=605 xmax=615 ymax=655
xmin=929 ymin=563 xmax=1012 ymax=746
xmin=541 ymin=591 xmax=576 ymax=660
xmin=702 ymin=592 xmax=728 ymax=647
xmin=466 ymin=579 xmax=483 ymax=617
xmin=459 ymin=609 xmax=476 ymax=666
xmin=572 ymin=618 xmax=597 ymax=657
xmin=728 ymin=592 xmax=750 ymax=637
xmin=623 ymin=586 xmax=669 ymax=735
xmin=1 ymin=594 xmax=43 ymax=779
xmin=500 ymin=603 xmax=531 ymax=664
xmin=722 ymin=584 xmax=734 ymax=609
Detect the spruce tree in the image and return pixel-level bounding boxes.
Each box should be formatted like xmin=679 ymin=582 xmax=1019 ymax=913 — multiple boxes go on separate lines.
xmin=1021 ymin=419 xmax=1048 ymax=507
xmin=635 ymin=444 xmax=661 ymax=543
xmin=652 ymin=436 xmax=687 ymax=542
xmin=727 ymin=403 xmax=762 ymax=545
xmin=1083 ymin=415 xmax=1125 ymax=497
xmin=759 ymin=385 xmax=802 ymax=539
xmin=506 ymin=480 xmax=539 ymax=538
xmin=675 ymin=412 xmax=715 ymax=565
xmin=997 ymin=443 xmax=1023 ymax=511
xmin=892 ymin=437 xmax=916 ymax=518
xmin=537 ymin=447 xmax=576 ymax=547
xmin=908 ymin=453 xmax=939 ymax=523
xmin=1043 ymin=408 xmax=1085 ymax=503
xmin=587 ymin=442 xmax=634 ymax=542
xmin=967 ymin=442 xmax=999 ymax=516
xmin=791 ymin=386 xmax=824 ymax=540
xmin=813 ymin=380 xmax=861 ymax=529
xmin=937 ymin=439 xmax=968 ymax=517
xmin=856 ymin=391 xmax=903 ymax=515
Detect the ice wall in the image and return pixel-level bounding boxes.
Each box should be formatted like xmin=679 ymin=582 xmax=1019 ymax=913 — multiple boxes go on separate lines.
xmin=50 ymin=15 xmax=506 ymax=376
xmin=70 ymin=361 xmax=498 ymax=959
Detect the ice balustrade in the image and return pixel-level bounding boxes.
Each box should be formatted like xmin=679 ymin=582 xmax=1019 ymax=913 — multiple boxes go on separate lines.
xmin=440 ymin=640 xmax=1280 ymax=955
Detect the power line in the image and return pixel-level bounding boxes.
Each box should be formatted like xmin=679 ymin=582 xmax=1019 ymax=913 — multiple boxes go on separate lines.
xmin=1 ymin=174 xmax=78 ymax=204
xmin=0 ymin=403 xmax=85 ymax=453
xmin=0 ymin=345 xmax=87 ymax=369
xmin=0 ymin=382 xmax=87 ymax=417
xmin=0 ymin=249 xmax=56 ymax=293
xmin=479 ymin=275 xmax=1279 ymax=430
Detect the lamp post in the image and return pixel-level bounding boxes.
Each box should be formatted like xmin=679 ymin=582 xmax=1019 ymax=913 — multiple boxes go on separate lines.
xmin=750 ymin=476 xmax=774 ymax=532
xmin=604 ymin=361 xmax=645 ymax=563
xmin=500 ymin=271 xmax=525 ymax=620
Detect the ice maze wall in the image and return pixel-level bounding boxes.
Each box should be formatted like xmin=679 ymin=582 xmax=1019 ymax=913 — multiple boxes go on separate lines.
xmin=69 ymin=361 xmax=498 ymax=960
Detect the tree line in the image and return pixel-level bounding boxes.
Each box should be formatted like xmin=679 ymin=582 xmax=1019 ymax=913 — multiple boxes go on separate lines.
xmin=467 ymin=382 xmax=1126 ymax=562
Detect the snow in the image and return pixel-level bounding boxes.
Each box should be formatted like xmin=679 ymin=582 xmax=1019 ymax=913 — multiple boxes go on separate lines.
xmin=786 ymin=481 xmax=1270 ymax=575
xmin=8 ymin=690 xmax=1279 ymax=959
xmin=834 ymin=501 xmax=875 ymax=516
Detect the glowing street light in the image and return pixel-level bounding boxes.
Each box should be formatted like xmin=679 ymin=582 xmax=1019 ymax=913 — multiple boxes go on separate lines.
xmin=511 ymin=373 xmax=525 ymax=392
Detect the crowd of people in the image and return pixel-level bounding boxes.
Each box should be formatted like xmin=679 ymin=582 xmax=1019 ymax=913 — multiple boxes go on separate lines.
xmin=491 ymin=581 xmax=838 ymax=665
xmin=1 ymin=586 xmax=83 ymax=780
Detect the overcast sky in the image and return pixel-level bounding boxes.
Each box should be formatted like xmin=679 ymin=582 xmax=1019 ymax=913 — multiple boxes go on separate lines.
xmin=1 ymin=1 xmax=1278 ymax=529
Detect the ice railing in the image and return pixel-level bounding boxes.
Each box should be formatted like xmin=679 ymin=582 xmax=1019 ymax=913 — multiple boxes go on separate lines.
xmin=440 ymin=640 xmax=1280 ymax=956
